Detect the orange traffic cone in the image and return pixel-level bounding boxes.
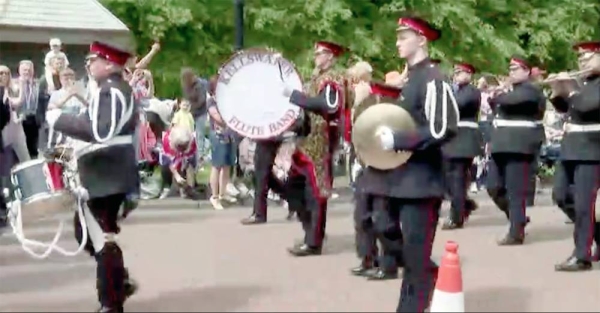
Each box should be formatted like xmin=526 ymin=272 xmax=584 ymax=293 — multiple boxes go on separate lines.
xmin=430 ymin=241 xmax=464 ymax=312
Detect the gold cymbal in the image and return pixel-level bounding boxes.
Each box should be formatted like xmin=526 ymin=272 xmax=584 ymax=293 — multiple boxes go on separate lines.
xmin=352 ymin=103 xmax=416 ymax=170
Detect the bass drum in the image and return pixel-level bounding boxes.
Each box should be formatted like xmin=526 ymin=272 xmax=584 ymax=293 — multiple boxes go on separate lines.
xmin=215 ymin=48 xmax=302 ymax=140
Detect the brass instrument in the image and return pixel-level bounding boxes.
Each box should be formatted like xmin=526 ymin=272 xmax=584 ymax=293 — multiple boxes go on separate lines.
xmin=352 ymin=103 xmax=416 ymax=170
xmin=541 ymin=68 xmax=593 ymax=84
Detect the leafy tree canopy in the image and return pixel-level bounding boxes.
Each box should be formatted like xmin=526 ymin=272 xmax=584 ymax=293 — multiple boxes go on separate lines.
xmin=101 ymin=0 xmax=599 ymax=97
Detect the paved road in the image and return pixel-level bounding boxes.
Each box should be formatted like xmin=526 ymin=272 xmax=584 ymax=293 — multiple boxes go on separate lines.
xmin=0 ymin=191 xmax=598 ymax=312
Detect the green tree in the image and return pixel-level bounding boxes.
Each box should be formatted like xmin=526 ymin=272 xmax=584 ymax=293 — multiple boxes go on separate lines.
xmin=101 ymin=0 xmax=599 ymax=97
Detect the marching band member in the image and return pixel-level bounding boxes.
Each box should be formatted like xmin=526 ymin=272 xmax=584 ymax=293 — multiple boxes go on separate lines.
xmin=46 ymin=41 xmax=139 ymax=313
xmin=372 ymin=16 xmax=459 ymax=312
xmin=280 ymin=40 xmax=347 ymax=256
xmin=351 ymin=81 xmax=403 ymax=281
xmin=486 ymin=55 xmax=546 ymax=245
xmin=441 ymin=62 xmax=482 ymax=230
xmin=0 ymin=86 xmax=10 ymax=227
xmin=550 ymin=40 xmax=600 ymax=271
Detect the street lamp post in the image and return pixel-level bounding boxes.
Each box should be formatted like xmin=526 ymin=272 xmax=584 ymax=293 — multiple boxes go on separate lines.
xmin=234 ymin=0 xmax=244 ymax=51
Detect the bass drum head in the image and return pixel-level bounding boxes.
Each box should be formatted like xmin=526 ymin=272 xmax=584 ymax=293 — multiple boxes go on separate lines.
xmin=215 ymin=48 xmax=302 ymax=140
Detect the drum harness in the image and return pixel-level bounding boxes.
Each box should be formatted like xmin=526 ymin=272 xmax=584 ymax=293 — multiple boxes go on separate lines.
xmin=8 ymin=87 xmax=134 ymax=259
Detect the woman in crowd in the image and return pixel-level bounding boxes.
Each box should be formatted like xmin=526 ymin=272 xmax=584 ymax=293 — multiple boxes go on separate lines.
xmin=0 ymin=65 xmax=29 ymax=164
xmin=46 ymin=67 xmax=88 ymax=148
xmin=473 ymin=74 xmax=500 ymax=191
xmin=206 ymin=76 xmax=237 ymax=210
xmin=158 ymin=126 xmax=198 ymax=199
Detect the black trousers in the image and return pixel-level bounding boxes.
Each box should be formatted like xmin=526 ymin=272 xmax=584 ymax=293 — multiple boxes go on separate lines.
xmin=285 ymin=156 xmax=327 ymax=248
xmin=21 ymin=115 xmax=39 ymax=158
xmin=389 ymin=198 xmax=441 ymax=313
xmin=444 ymin=158 xmax=476 ymax=224
xmin=354 ymin=191 xmax=403 ymax=271
xmin=74 ymin=193 xmax=127 ymax=308
xmin=0 ymin=178 xmax=7 ymax=223
xmin=487 ymin=153 xmax=533 ymax=238
xmin=552 ymin=161 xmax=600 ymax=261
xmin=253 ymin=140 xmax=285 ymax=220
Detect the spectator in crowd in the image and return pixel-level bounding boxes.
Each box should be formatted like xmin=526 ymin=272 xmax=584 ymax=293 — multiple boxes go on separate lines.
xmin=16 ymin=60 xmax=41 ymax=158
xmin=123 ymin=42 xmax=161 ymax=82
xmin=44 ymin=38 xmax=69 ymax=69
xmin=181 ymin=68 xmax=208 ymax=168
xmin=130 ymin=69 xmax=154 ymax=107
xmin=45 ymin=67 xmax=88 ymax=148
xmin=41 ymin=55 xmax=66 ymax=94
xmin=171 ymin=99 xmax=194 ymax=133
xmin=472 ymin=74 xmax=500 ymax=192
xmin=206 ymin=76 xmax=237 ymax=210
xmin=541 ymin=104 xmax=565 ymax=165
xmin=158 ymin=126 xmax=198 ymax=199
xmin=48 ymin=68 xmax=87 ymax=114
xmin=0 ymin=65 xmax=29 ymax=164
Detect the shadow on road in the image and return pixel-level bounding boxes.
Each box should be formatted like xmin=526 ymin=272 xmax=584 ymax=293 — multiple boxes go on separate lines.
xmin=465 ymin=216 xmax=507 ymax=228
xmin=526 ymin=224 xmax=572 ymax=244
xmin=127 ymin=285 xmax=266 ymax=312
xmin=466 ymin=286 xmax=531 ymax=311
xmin=0 ymin=263 xmax=94 ymax=294
xmin=323 ymin=233 xmax=355 ymax=255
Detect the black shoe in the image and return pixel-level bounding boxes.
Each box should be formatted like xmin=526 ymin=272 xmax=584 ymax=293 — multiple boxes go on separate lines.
xmin=441 ymin=219 xmax=463 ymax=230
xmin=287 ymin=244 xmax=321 ymax=257
xmin=241 ymin=215 xmax=266 ymax=225
xmin=554 ymin=256 xmax=593 ymax=272
xmin=497 ymin=235 xmax=524 ymax=246
xmin=350 ymin=264 xmax=373 ymax=277
xmin=366 ymin=268 xmax=399 ymax=281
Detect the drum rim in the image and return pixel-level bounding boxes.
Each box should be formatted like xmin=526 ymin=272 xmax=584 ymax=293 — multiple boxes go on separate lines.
xmin=20 ymin=191 xmax=72 ymax=205
xmin=215 ymin=47 xmax=304 ymax=140
xmin=11 ymin=158 xmax=48 ymax=173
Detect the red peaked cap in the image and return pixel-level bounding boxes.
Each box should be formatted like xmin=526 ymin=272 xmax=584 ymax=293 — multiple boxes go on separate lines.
xmin=455 ymin=62 xmax=476 ymax=74
xmin=397 ymin=17 xmax=441 ymax=41
xmin=88 ymin=41 xmax=132 ymax=67
xmin=572 ymin=41 xmax=600 ymax=52
xmin=315 ymin=41 xmax=347 ymax=57
xmin=509 ymin=55 xmax=531 ymax=69
xmin=370 ymin=81 xmax=402 ymax=98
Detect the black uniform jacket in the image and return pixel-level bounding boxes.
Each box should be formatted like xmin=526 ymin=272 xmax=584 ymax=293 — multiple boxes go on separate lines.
xmin=488 ymin=81 xmax=546 ymax=155
xmin=0 ymin=87 xmax=10 ymax=152
xmin=442 ymin=83 xmax=483 ymax=158
xmin=359 ymin=58 xmax=459 ymax=199
xmin=550 ymin=74 xmax=600 ymax=161
xmin=51 ymin=73 xmax=139 ymax=199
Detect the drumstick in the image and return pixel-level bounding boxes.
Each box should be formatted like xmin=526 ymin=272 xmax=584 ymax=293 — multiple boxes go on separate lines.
xmin=273 ymin=53 xmax=284 ymax=82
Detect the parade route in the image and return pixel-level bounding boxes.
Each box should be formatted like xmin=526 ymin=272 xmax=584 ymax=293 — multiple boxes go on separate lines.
xmin=0 ymin=191 xmax=598 ymax=312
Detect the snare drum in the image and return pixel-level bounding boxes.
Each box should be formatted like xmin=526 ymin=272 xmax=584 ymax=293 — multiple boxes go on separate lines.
xmin=10 ymin=159 xmax=75 ymax=220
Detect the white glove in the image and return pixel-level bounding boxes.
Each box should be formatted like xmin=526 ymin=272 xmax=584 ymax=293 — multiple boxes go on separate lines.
xmin=281 ymin=82 xmax=294 ymax=98
xmin=175 ymin=175 xmax=186 ymax=185
xmin=375 ymin=126 xmax=395 ymax=151
xmin=45 ymin=109 xmax=62 ymax=128
xmin=342 ymin=141 xmax=351 ymax=153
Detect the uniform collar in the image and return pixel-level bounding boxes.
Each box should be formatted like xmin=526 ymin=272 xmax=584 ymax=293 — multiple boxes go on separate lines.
xmin=98 ymin=72 xmax=123 ymax=84
xmin=408 ymin=57 xmax=433 ymax=72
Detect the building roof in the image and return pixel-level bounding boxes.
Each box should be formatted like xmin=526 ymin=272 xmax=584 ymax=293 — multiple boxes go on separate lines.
xmin=0 ymin=0 xmax=129 ymax=31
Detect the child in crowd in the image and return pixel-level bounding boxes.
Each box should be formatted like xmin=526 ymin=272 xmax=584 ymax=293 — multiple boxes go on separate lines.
xmin=44 ymin=38 xmax=70 ymax=68
xmin=171 ymin=100 xmax=195 ymax=133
